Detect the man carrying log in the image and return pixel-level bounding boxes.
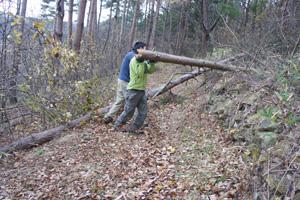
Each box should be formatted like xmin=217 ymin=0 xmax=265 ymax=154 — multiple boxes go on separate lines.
xmin=103 ymin=41 xmax=147 ymax=124
xmin=113 ymin=54 xmax=156 ymax=133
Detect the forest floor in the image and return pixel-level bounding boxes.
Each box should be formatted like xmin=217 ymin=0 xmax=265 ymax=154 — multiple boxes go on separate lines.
xmin=0 ymin=66 xmax=253 ymax=199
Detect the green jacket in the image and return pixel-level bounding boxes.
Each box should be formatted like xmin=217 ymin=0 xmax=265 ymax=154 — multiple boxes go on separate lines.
xmin=127 ymin=57 xmax=156 ymax=91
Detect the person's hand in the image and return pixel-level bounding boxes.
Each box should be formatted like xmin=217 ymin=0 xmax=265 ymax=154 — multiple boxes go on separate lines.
xmin=148 ymin=59 xmax=157 ymax=64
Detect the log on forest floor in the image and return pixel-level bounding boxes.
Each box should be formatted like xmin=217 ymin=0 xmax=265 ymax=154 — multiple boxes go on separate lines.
xmin=0 ymin=54 xmax=244 ymax=153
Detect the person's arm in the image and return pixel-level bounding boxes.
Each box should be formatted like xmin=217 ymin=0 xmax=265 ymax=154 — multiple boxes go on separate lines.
xmin=145 ymin=61 xmax=156 ymax=74
xmin=129 ymin=58 xmax=138 ymax=81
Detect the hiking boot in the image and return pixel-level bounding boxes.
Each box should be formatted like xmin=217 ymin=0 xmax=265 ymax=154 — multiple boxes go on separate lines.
xmin=125 ymin=125 xmax=139 ymax=134
xmin=113 ymin=125 xmax=126 ymax=132
xmin=103 ymin=116 xmax=113 ymax=124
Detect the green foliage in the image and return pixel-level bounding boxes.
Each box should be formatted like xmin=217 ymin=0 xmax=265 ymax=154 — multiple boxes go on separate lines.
xmin=277 ymin=60 xmax=300 ymax=87
xmin=250 ymin=0 xmax=267 ymax=14
xmin=209 ymin=48 xmax=232 ymax=60
xmin=258 ymin=106 xmax=279 ymax=120
xmin=275 ymin=91 xmax=293 ymax=103
xmin=36 ymin=148 xmax=45 ymax=156
xmin=12 ymin=30 xmax=22 ymax=44
xmin=17 ymin=27 xmax=109 ymax=126
xmin=41 ymin=0 xmax=56 ymax=19
xmin=11 ymin=16 xmax=22 ymax=26
xmin=218 ymin=2 xmax=241 ymax=18
xmin=33 ymin=21 xmax=46 ymax=32
xmin=201 ymin=143 xmax=214 ymax=155
xmin=244 ymin=143 xmax=260 ymax=161
xmin=286 ymin=112 xmax=298 ymax=126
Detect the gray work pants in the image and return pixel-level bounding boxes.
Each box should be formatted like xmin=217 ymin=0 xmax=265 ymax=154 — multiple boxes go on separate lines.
xmin=114 ymin=89 xmax=147 ymax=129
xmin=104 ymin=79 xmax=128 ymax=118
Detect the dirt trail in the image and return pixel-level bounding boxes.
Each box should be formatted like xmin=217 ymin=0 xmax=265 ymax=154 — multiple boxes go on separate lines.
xmin=0 ymin=67 xmax=251 ymax=199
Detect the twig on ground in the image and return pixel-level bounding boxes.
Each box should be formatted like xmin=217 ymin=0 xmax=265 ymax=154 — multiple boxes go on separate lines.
xmin=272 ymin=151 xmax=299 ymax=198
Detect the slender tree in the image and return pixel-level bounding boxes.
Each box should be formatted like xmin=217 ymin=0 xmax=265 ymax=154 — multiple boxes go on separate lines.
xmin=148 ymin=0 xmax=160 ymax=49
xmin=73 ymin=0 xmax=88 ymax=52
xmin=119 ymin=0 xmax=127 ymax=46
xmin=146 ymin=0 xmax=155 ymax=46
xmin=68 ymin=0 xmax=74 ymax=48
xmin=54 ymin=0 xmax=64 ymax=42
xmin=97 ymin=0 xmax=103 ymax=42
xmin=88 ymin=0 xmax=97 ymax=41
xmin=201 ymin=0 xmax=209 ymax=56
xmin=162 ymin=0 xmax=170 ymax=42
xmin=9 ymin=0 xmax=27 ymax=104
xmin=128 ymin=0 xmax=141 ymax=49
xmin=102 ymin=1 xmax=113 ymax=52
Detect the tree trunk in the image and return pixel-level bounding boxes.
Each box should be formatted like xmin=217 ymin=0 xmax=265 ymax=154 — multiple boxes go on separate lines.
xmin=251 ymin=0 xmax=258 ymax=31
xmin=96 ymin=0 xmax=103 ymax=43
xmin=146 ymin=0 xmax=155 ymax=46
xmin=148 ymin=0 xmax=160 ymax=49
xmin=242 ymin=0 xmax=250 ymax=31
xmin=87 ymin=1 xmax=92 ymax=33
xmin=0 ymin=54 xmax=245 ymax=153
xmin=68 ymin=0 xmax=74 ymax=48
xmin=102 ymin=3 xmax=113 ymax=52
xmin=178 ymin=2 xmax=189 ymax=54
xmin=54 ymin=0 xmax=64 ymax=42
xmin=128 ymin=0 xmax=140 ymax=49
xmin=167 ymin=1 xmax=172 ymax=52
xmin=119 ymin=0 xmax=128 ymax=47
xmin=125 ymin=0 xmax=131 ymax=31
xmin=143 ymin=0 xmax=149 ymax=36
xmin=0 ymin=113 xmax=92 ymax=153
xmin=175 ymin=3 xmax=184 ymax=54
xmin=9 ymin=0 xmax=27 ymax=104
xmin=16 ymin=0 xmax=21 ymax=15
xmin=88 ymin=0 xmax=97 ymax=42
xmin=73 ymin=0 xmax=88 ymax=52
xmin=201 ymin=0 xmax=209 ymax=57
xmin=138 ymin=49 xmax=246 ymax=71
xmin=162 ymin=0 xmax=170 ymax=43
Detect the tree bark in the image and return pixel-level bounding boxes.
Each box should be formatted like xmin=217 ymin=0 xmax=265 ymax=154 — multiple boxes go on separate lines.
xmin=119 ymin=0 xmax=128 ymax=47
xmin=9 ymin=0 xmax=27 ymax=104
xmin=73 ymin=0 xmax=88 ymax=52
xmin=128 ymin=0 xmax=141 ymax=49
xmin=167 ymin=1 xmax=172 ymax=52
xmin=68 ymin=0 xmax=74 ymax=48
xmin=102 ymin=3 xmax=113 ymax=52
xmin=162 ymin=0 xmax=170 ymax=44
xmin=0 ymin=54 xmax=245 ymax=153
xmin=16 ymin=0 xmax=21 ymax=15
xmin=242 ymin=0 xmax=250 ymax=31
xmin=0 ymin=113 xmax=92 ymax=153
xmin=88 ymin=0 xmax=97 ymax=42
xmin=146 ymin=0 xmax=155 ymax=46
xmin=143 ymin=0 xmax=149 ymax=36
xmin=148 ymin=0 xmax=160 ymax=49
xmin=96 ymin=0 xmax=103 ymax=43
xmin=138 ymin=49 xmax=246 ymax=71
xmin=54 ymin=0 xmax=64 ymax=42
xmin=174 ymin=0 xmax=190 ymax=54
xmin=201 ymin=0 xmax=209 ymax=56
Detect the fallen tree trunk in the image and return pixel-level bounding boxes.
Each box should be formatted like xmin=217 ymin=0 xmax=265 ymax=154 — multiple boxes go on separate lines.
xmin=147 ymin=68 xmax=207 ymax=98
xmin=0 ymin=54 xmax=243 ymax=153
xmin=138 ymin=50 xmax=246 ymax=72
xmin=0 ymin=113 xmax=92 ymax=153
